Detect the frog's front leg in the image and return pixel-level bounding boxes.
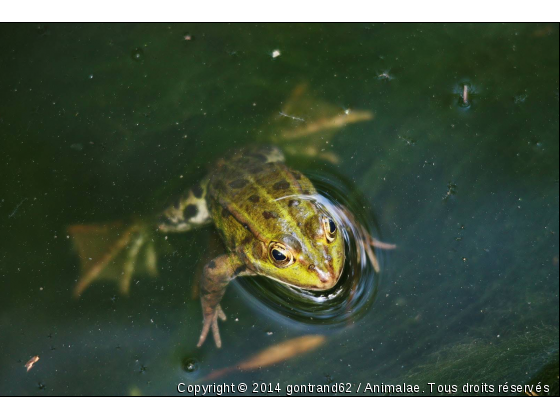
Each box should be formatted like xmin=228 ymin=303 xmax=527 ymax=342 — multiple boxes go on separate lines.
xmin=197 ymin=254 xmax=254 ymax=348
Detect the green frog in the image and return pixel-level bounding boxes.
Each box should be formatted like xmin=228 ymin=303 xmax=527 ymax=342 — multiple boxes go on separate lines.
xmin=69 ymin=87 xmax=395 ymax=348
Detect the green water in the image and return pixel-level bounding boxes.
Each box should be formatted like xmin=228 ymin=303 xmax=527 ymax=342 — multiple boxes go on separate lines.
xmin=0 ymin=23 xmax=558 ymax=396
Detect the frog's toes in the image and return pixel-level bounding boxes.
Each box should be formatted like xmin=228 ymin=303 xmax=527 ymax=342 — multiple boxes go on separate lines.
xmin=364 ymin=244 xmax=381 ymax=273
xmin=118 ymin=232 xmax=146 ymax=295
xmin=363 ymin=237 xmax=396 ymax=273
xmin=217 ymin=305 xmax=227 ymax=321
xmin=197 ymin=304 xmax=226 ymax=348
xmin=70 ymin=223 xmax=151 ymax=298
xmin=369 ymin=237 xmax=397 ymax=250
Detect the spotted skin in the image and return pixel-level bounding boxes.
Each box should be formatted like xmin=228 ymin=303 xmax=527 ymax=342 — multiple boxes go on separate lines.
xmin=208 ymin=147 xmax=319 ymax=258
xmin=158 ymin=179 xmax=211 ymax=233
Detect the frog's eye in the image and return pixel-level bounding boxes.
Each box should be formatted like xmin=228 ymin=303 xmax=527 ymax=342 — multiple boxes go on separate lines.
xmin=268 ymin=242 xmax=294 ymax=267
xmin=322 ymin=216 xmax=337 ymax=243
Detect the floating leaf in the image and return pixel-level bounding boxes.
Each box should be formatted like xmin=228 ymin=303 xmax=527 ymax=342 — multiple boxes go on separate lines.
xmin=25 ymin=355 xmax=39 ymax=372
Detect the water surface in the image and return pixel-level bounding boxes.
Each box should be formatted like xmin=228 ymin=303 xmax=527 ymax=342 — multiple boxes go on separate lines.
xmin=0 ymin=23 xmax=558 ymax=395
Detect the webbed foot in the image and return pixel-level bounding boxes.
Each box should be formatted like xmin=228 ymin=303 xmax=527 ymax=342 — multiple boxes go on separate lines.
xmin=68 ymin=222 xmax=156 ymax=297
xmin=259 ymin=83 xmax=374 ymax=163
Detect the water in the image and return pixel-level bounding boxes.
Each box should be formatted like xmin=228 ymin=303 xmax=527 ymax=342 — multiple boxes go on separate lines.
xmin=0 ymin=23 xmax=558 ymax=396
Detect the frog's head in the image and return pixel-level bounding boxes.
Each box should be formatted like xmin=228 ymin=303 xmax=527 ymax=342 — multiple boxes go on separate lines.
xmin=248 ymin=209 xmax=345 ymax=291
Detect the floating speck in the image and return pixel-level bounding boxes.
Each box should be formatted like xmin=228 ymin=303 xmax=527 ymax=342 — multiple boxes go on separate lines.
xmin=452 ymin=81 xmax=477 ymax=109
xmin=443 ymin=182 xmax=457 ymax=201
xmin=377 ymin=71 xmax=392 ymax=80
xmin=514 ymin=93 xmax=528 ymax=104
xmin=399 ymin=135 xmax=416 ymax=146
xmin=131 ymin=48 xmax=144 ymax=61
xmin=36 ymin=25 xmax=50 ymax=36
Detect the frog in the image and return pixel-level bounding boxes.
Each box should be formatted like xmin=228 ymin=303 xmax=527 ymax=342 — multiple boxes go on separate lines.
xmin=69 ymin=86 xmax=395 ymax=348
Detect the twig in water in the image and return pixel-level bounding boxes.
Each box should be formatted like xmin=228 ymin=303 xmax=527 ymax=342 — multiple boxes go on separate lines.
xmin=279 ymin=112 xmax=305 ymax=122
xmin=9 ymin=198 xmax=27 ymax=218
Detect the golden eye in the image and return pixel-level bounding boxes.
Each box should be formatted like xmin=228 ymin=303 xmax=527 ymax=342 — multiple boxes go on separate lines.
xmin=268 ymin=242 xmax=294 ymax=267
xmin=322 ymin=216 xmax=337 ymax=243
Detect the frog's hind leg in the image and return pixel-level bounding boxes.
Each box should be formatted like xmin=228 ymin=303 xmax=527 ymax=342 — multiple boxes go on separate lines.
xmin=259 ymin=83 xmax=374 ymax=164
xmin=157 ymin=178 xmax=212 ymax=233
xmin=70 ymin=222 xmax=151 ymax=297
xmin=119 ymin=230 xmax=147 ymax=294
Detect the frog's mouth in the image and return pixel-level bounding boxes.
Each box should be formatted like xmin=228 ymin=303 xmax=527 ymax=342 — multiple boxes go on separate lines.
xmin=261 ymin=269 xmax=342 ymax=292
xmin=309 ymin=262 xmax=342 ymax=289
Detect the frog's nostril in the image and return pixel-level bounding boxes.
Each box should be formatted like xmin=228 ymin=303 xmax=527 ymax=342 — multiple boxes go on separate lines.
xmin=309 ymin=264 xmax=330 ymax=283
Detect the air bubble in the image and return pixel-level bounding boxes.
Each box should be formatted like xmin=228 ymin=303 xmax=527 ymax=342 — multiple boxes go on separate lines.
xmin=182 ymin=357 xmax=199 ymax=373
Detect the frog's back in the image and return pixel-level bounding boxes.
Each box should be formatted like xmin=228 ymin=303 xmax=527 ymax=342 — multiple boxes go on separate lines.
xmin=207 ymin=146 xmax=317 ymax=253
